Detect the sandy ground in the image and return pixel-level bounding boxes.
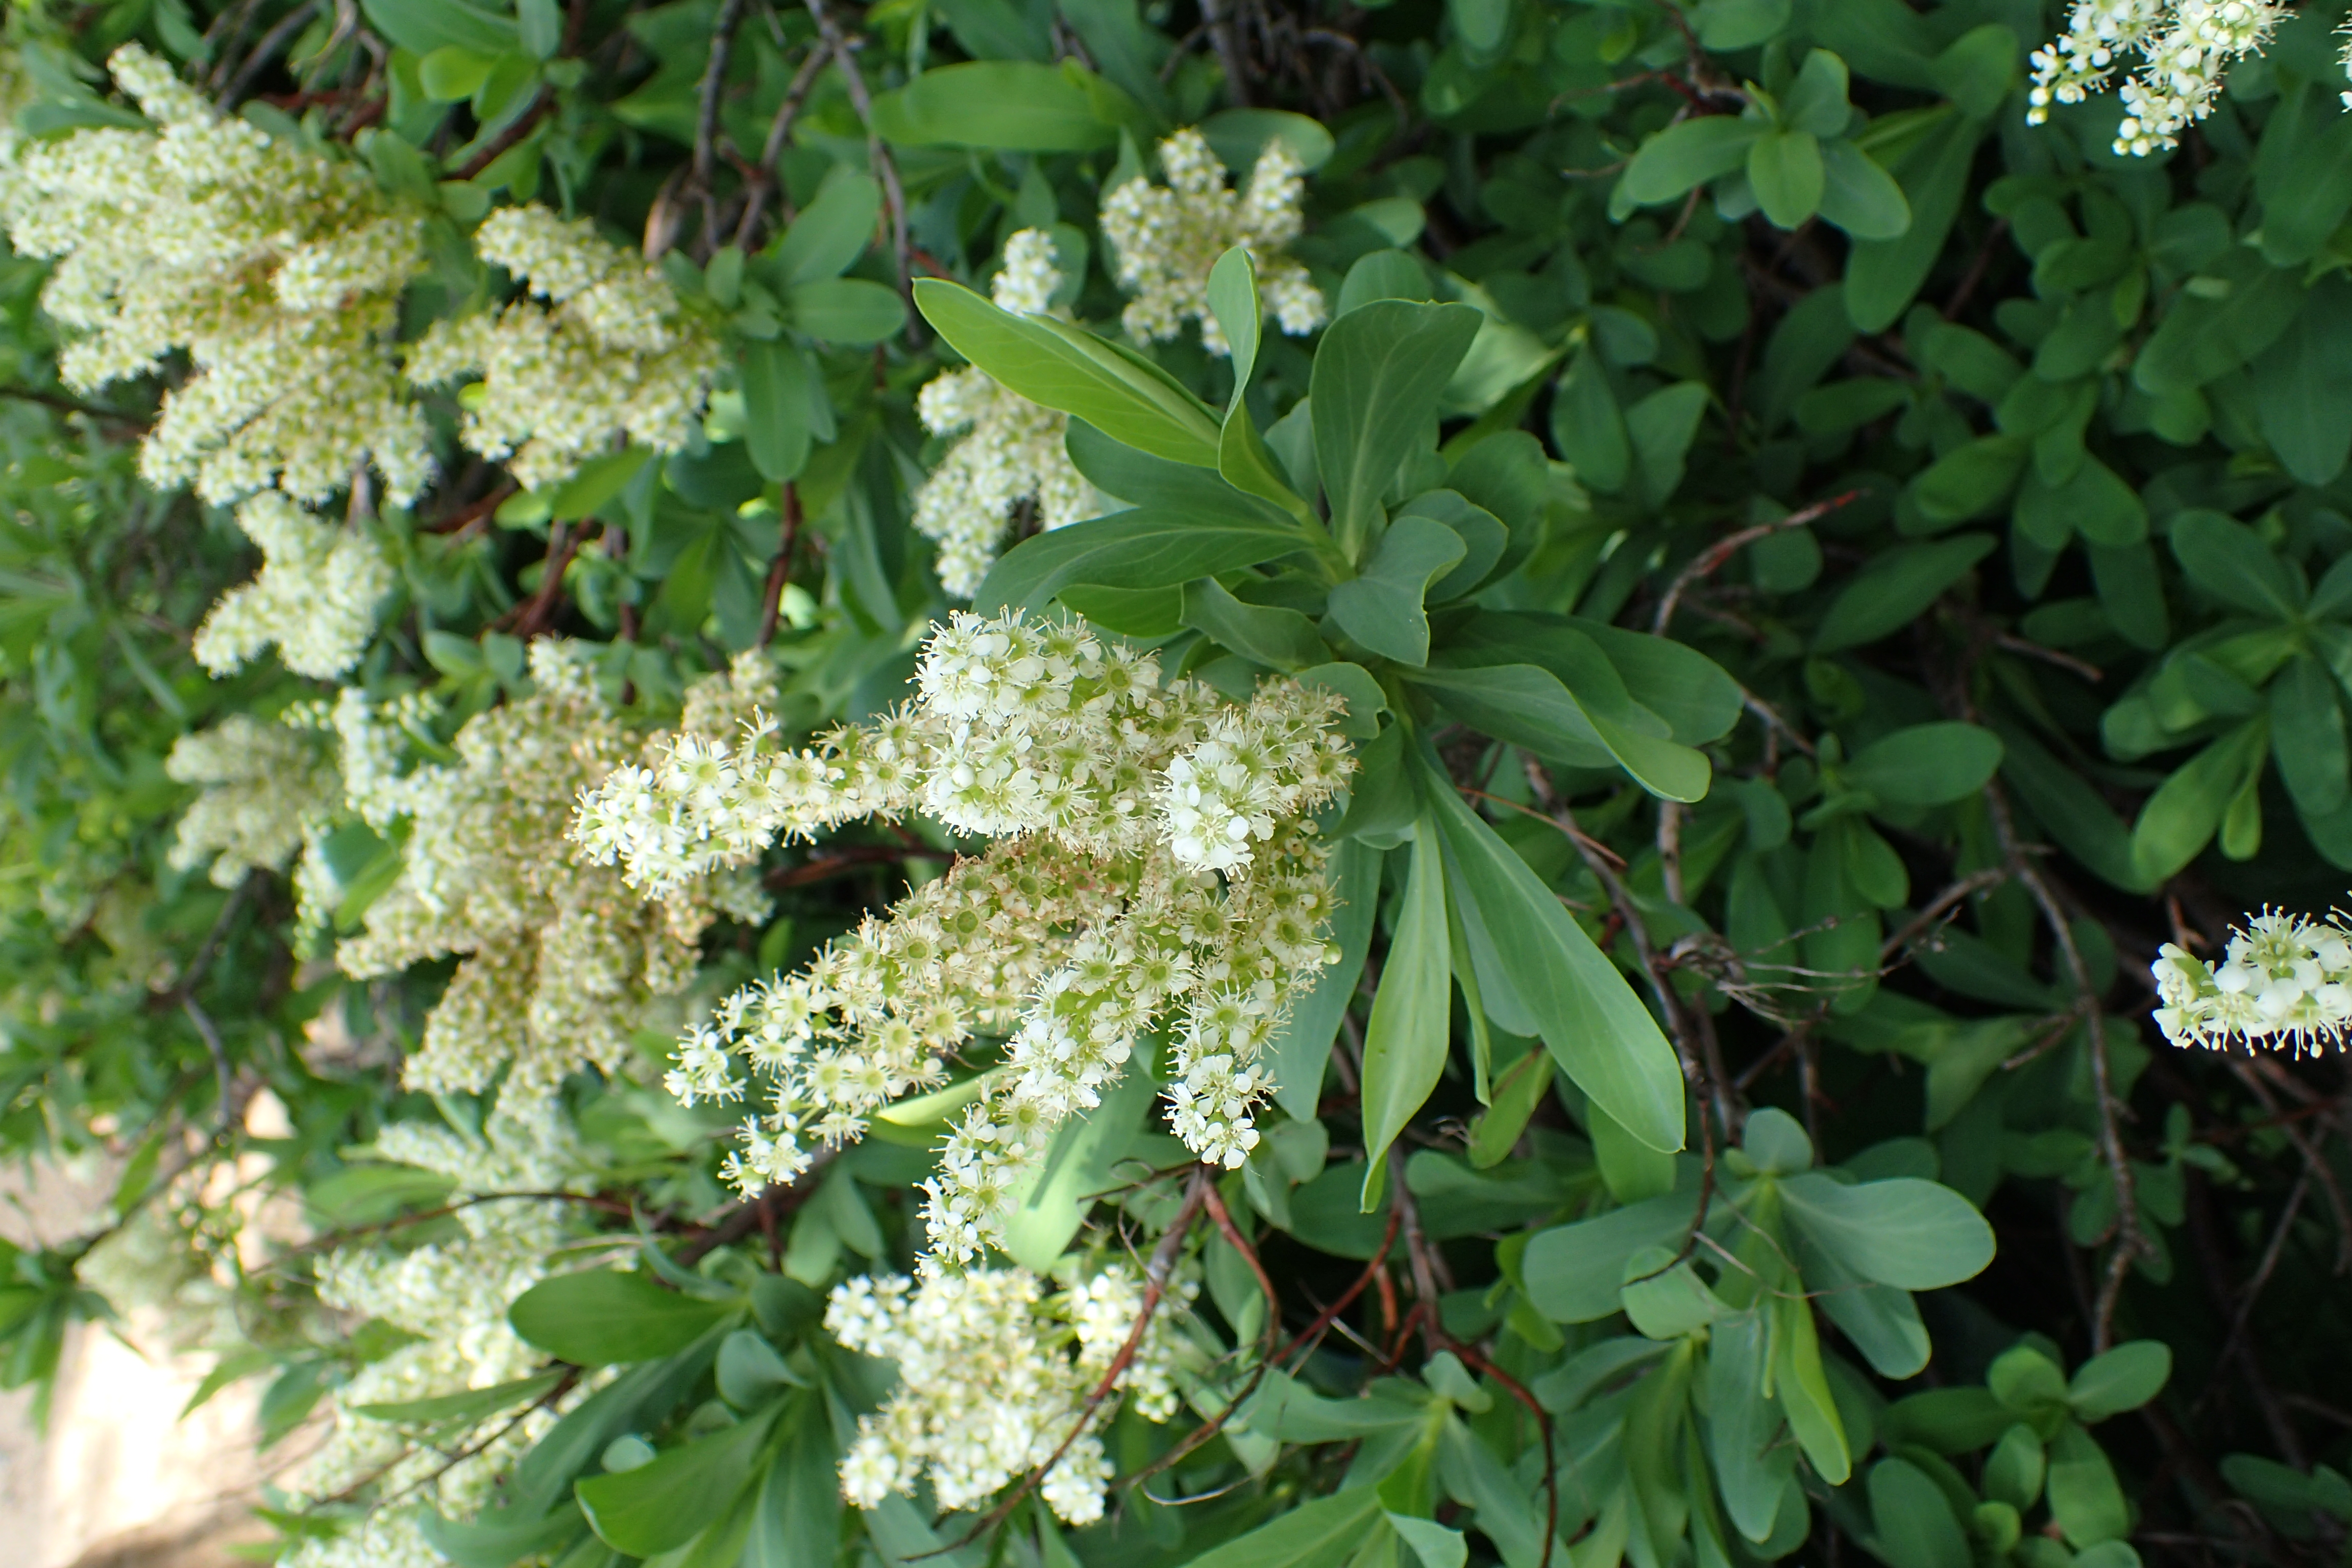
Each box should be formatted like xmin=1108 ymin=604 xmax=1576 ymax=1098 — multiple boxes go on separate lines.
xmin=0 ymin=1152 xmax=272 ymax=1568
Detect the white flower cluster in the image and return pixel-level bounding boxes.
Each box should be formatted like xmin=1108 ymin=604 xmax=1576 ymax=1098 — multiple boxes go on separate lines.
xmin=2152 ymin=909 xmax=2352 ymax=1052
xmin=2026 ymin=0 xmax=2285 ymax=155
xmin=0 ymin=45 xmax=433 ymax=505
xmin=409 ymin=206 xmax=723 ymax=491
xmin=825 ymin=1264 xmax=1189 ymax=1524
xmin=572 ymin=611 xmax=1352 ymax=1255
xmin=913 ymin=230 xmax=1096 ymax=598
xmin=192 ymin=492 xmax=394 ymax=679
xmin=328 ymin=642 xmax=769 ymax=1101
xmin=165 ymin=714 xmax=339 ymax=887
xmin=1100 ymin=128 xmax=1326 ymax=353
xmin=285 ymin=1111 xmax=593 ymax=1568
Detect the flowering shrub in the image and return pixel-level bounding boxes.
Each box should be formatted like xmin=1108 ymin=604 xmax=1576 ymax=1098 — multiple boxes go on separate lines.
xmin=5 ymin=2 xmax=2352 ymax=1567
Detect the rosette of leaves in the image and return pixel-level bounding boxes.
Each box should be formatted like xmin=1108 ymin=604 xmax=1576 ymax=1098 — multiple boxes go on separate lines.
xmin=1616 ymin=50 xmax=1912 ymax=242
xmin=1870 ymin=1337 xmax=2172 ymax=1568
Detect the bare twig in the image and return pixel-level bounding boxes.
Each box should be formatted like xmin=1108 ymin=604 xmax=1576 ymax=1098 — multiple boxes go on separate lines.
xmin=733 ymin=45 xmax=830 ymax=249
xmin=1878 ymin=867 xmax=2012 ymax=968
xmin=218 ymin=0 xmax=321 ymax=108
xmin=691 ymin=0 xmax=751 ymax=256
xmin=756 ymin=483 xmax=803 ymax=646
xmin=804 ymin=0 xmax=916 ymax=340
xmin=939 ymin=1170 xmax=1209 ymax=1553
xmin=1652 ymin=491 xmax=1858 ymax=636
xmin=1984 ymin=782 xmax=2147 ymax=1351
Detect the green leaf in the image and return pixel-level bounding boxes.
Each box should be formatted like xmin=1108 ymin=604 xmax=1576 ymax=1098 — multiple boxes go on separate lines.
xmin=1360 ymin=816 xmax=1452 ymax=1207
xmin=1207 ymin=247 xmax=1261 ymax=415
xmin=1592 ymin=1099 xmax=1679 ymax=1202
xmin=1817 ymin=138 xmax=1912 ymax=239
xmin=1984 ymin=1424 xmax=2047 ymax=1509
xmin=422 ymin=1502 xmax=585 ymax=1568
xmin=1708 ymin=1312 xmax=1795 ymax=1541
xmin=1749 ymin=130 xmax=1825 ymax=229
xmin=1814 ymin=533 xmax=1996 ymax=652
xmin=1911 ymin=434 xmax=2025 ymax=526
xmin=1625 ymin=381 xmax=1711 ymax=507
xmin=1182 ymin=576 xmax=1327 ymax=670
xmin=1771 ymin=1289 xmax=1851 ymax=1483
xmin=1561 ymin=616 xmax=1745 ymax=744
xmin=869 ymin=61 xmax=1137 ymax=151
xmin=2169 ymin=510 xmax=2302 ymax=620
xmin=915 ymin=279 xmax=1221 ymax=466
xmin=1521 ymin=1193 xmax=1694 ymax=1321
xmin=1783 ymin=50 xmax=1854 ymax=136
xmin=1199 ymin=107 xmax=1339 ymax=171
xmin=576 ymin=1404 xmax=778 ymax=1555
xmin=516 ymin=0 xmax=561 ymax=58
xmin=771 ymin=171 xmax=881 ymax=286
xmin=715 ymin=1329 xmax=803 ymax=1409
xmin=360 ymin=0 xmax=518 ymax=58
xmin=1841 ymin=722 xmax=2003 ymax=806
xmin=740 ymin=340 xmax=814 ymax=483
xmin=2067 ymin=1341 xmax=2171 ymax=1422
xmin=785 ymin=277 xmax=904 ymax=346
xmin=745 ymin=1390 xmax=840 ymax=1568
xmin=973 ymin=508 xmax=1305 ymax=614
xmin=1397 ymin=491 xmax=1507 ymax=602
xmin=1467 ymin=1044 xmax=1554 ymax=1168
xmin=1297 ymin=660 xmax=1389 ymax=739
xmin=2272 ymin=655 xmax=2349 ymax=818
xmin=1622 ymin=117 xmax=1762 ymax=205
xmin=2135 ymin=250 xmax=2302 ymax=395
xmin=1311 ymin=301 xmax=1485 ymax=558
xmin=1424 ymin=768 xmax=1685 ymax=1153
xmin=1868 ymin=1457 xmax=1972 ymax=1568
xmin=2129 ymin=719 xmax=2268 ymax=883
xmin=1328 ymin=514 xmax=1466 ymax=665
xmin=1778 ymin=1173 xmax=1995 ymax=1289
xmin=354 ymin=1371 xmax=564 ymax=1426
xmin=1066 ymin=418 xmax=1292 ymax=525
xmin=418 ymin=45 xmax=497 ymax=102
xmin=2253 ymin=275 xmax=2352 ymax=485
xmin=1000 ymin=1066 xmax=1155 ymax=1268
xmin=2046 ymin=1420 xmax=2131 ymax=1546
xmin=1172 ymin=1485 xmax=1387 ymax=1567
xmin=1848 ymin=122 xmax=1977 ymax=328
xmin=1405 ymin=661 xmax=1710 ymax=801
xmin=509 ymin=1270 xmax=739 ymax=1366
xmin=1273 ymin=836 xmax=1381 ymax=1117
xmin=1387 ymin=1513 xmax=1468 ymax=1568
xmin=1338 ymin=249 xmax=1433 ymax=316
xmin=1551 ymin=346 xmax=1629 ymax=492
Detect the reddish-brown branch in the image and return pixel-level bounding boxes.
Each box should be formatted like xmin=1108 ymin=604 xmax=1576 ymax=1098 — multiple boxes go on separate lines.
xmin=756 ymin=483 xmax=803 ymax=647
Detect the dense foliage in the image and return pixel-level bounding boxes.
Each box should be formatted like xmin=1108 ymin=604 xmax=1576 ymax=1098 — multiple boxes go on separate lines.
xmin=7 ymin=0 xmax=2352 ymax=1565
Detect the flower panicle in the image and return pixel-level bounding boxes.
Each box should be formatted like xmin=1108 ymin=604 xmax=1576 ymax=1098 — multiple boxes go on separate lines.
xmin=2027 ymin=0 xmax=2287 ymax=156
xmin=2151 ymin=907 xmax=2352 ymax=1054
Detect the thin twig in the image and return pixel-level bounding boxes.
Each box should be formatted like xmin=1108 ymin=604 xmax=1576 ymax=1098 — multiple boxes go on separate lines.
xmin=938 ymin=1170 xmax=1209 ymax=1554
xmin=1877 ymin=867 xmax=2012 ymax=967
xmin=733 ymin=45 xmax=830 ymax=250
xmin=761 ymin=844 xmax=954 ymax=891
xmin=1652 ymin=491 xmax=1858 ymax=636
xmin=218 ymin=0 xmax=321 ymax=107
xmin=1200 ymin=1179 xmax=1281 ymax=1360
xmin=756 ymin=483 xmax=803 ymax=646
xmin=692 ymin=0 xmax=751 ymax=256
xmin=1985 ymin=782 xmax=2148 ymax=1351
xmin=804 ymin=0 xmax=916 ymax=341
